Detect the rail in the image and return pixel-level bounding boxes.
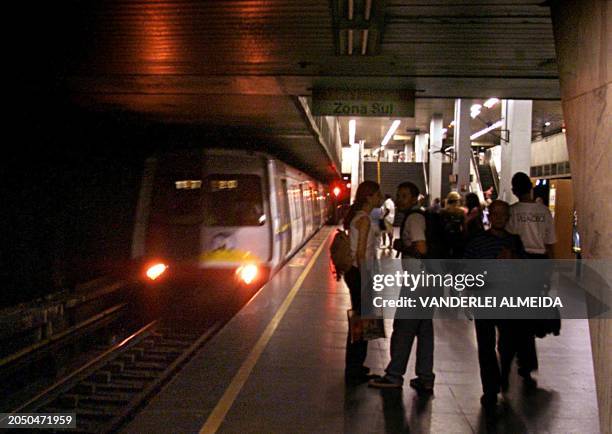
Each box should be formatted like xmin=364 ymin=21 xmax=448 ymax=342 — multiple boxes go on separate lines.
xmin=422 ymin=160 xmax=429 ymax=197
xmin=470 ymin=151 xmax=485 ymax=200
xmin=0 ymin=278 xmax=134 ymax=373
xmin=490 ymin=159 xmax=500 ymax=196
xmin=8 ymin=319 xmax=223 ymax=433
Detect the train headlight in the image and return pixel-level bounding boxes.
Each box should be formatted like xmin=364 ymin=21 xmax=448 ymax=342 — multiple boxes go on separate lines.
xmin=236 ymin=264 xmax=258 ymax=284
xmin=146 ymin=263 xmax=168 ymax=281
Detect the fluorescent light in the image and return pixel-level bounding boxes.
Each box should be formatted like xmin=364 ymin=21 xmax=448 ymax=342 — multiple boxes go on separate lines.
xmin=470 ymin=119 xmax=503 ymax=140
xmin=381 ymin=120 xmax=401 ymax=147
xmin=483 ymin=98 xmax=500 ymax=108
xmin=365 ymin=0 xmax=372 ymax=20
xmin=361 ymin=29 xmax=369 ymax=55
xmin=470 ymin=104 xmax=482 ymax=119
xmin=393 ymin=134 xmax=412 ymax=140
xmin=349 ymin=119 xmax=356 ymax=145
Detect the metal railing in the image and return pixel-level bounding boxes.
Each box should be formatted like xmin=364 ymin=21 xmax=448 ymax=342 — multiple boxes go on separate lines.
xmin=422 ymin=160 xmax=429 ymax=197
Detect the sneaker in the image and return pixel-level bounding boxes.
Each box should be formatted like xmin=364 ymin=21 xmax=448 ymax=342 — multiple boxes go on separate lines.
xmin=518 ymin=369 xmax=537 ymax=388
xmin=345 ymin=373 xmax=381 ymax=386
xmin=480 ymin=393 xmax=497 ymax=410
xmin=409 ymin=377 xmax=434 ymax=393
xmin=500 ymin=376 xmax=510 ymax=393
xmin=368 ymin=376 xmax=402 ymax=389
xmin=521 ymin=374 xmax=537 ymax=389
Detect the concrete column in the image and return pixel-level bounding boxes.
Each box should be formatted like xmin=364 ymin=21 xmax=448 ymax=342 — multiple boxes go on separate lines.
xmin=550 ymin=2 xmax=612 ymax=432
xmin=350 ymin=140 xmax=361 ymax=203
xmin=452 ymin=98 xmax=472 ymax=195
xmin=429 ymin=114 xmax=444 ymax=201
xmin=499 ymin=100 xmax=532 ymax=203
xmin=415 ymin=133 xmax=428 ymax=163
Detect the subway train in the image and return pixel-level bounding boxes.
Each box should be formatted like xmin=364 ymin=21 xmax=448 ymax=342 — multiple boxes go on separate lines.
xmin=130 ymin=148 xmax=332 ymax=289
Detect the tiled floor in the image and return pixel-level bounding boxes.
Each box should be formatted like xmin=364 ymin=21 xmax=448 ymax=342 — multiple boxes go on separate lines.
xmin=124 ymin=229 xmax=601 ymax=434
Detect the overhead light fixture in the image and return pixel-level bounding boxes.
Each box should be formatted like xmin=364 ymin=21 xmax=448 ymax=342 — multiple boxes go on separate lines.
xmin=361 ymin=29 xmax=369 ymax=55
xmin=365 ymin=0 xmax=372 ymax=20
xmin=470 ymin=104 xmax=482 ymax=119
xmin=544 ymin=121 xmax=551 ymax=127
xmin=483 ymin=98 xmax=500 ymax=109
xmin=381 ymin=120 xmax=401 ymax=147
xmin=349 ymin=119 xmax=356 ymax=144
xmin=470 ymin=119 xmax=504 ymax=140
xmin=393 ymin=134 xmax=412 ymax=140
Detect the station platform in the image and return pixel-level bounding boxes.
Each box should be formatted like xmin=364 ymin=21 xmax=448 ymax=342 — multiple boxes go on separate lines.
xmin=123 ymin=227 xmax=601 ymax=434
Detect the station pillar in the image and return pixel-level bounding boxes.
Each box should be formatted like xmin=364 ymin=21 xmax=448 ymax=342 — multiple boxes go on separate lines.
xmin=415 ymin=133 xmax=428 ymax=163
xmin=350 ymin=139 xmax=364 ymax=203
xmin=498 ymin=100 xmax=532 ymax=203
xmin=452 ymin=99 xmax=472 ymax=195
xmin=428 ymin=114 xmax=444 ymax=202
xmin=550 ymin=1 xmax=612 ymax=431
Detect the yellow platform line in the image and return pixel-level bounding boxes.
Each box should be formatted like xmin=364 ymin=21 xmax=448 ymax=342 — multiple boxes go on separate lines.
xmin=199 ymin=230 xmax=331 ymax=434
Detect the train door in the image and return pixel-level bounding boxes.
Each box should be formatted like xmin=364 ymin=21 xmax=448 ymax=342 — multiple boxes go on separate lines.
xmin=288 ymin=181 xmax=303 ymax=250
xmin=312 ymin=187 xmax=321 ymax=228
xmin=300 ymin=184 xmax=313 ymax=237
xmin=279 ymin=179 xmax=292 ymax=258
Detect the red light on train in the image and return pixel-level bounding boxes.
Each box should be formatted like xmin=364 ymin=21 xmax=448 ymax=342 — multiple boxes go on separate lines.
xmin=333 ymin=186 xmax=341 ymax=197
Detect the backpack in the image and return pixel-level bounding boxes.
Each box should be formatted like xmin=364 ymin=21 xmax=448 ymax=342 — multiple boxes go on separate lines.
xmin=330 ymin=229 xmax=352 ymax=280
xmin=396 ymin=209 xmax=446 ymax=259
xmin=440 ymin=211 xmax=465 ymax=258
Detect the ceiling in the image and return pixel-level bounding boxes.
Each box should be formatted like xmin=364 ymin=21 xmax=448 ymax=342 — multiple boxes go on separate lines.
xmin=338 ymin=99 xmax=564 ymax=149
xmin=33 ymin=0 xmax=563 ymax=180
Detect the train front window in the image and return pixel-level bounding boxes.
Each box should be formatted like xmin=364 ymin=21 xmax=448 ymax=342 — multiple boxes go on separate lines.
xmin=203 ymin=174 xmax=265 ymax=226
xmin=150 ymin=153 xmax=204 ymax=224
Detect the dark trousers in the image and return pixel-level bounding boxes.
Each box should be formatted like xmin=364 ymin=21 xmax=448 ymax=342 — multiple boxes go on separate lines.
xmin=516 ymin=322 xmax=538 ymax=374
xmin=385 ymin=318 xmax=435 ymax=385
xmin=474 ymin=319 xmax=536 ymax=396
xmin=344 ymin=266 xmax=367 ymax=376
xmin=474 ymin=319 xmax=504 ymax=396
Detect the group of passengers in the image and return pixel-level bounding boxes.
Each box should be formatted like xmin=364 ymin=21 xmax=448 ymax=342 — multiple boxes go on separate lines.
xmin=342 ymin=172 xmax=556 ymax=409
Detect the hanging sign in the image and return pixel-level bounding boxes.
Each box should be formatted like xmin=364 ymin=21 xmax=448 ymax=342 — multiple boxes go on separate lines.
xmin=312 ymin=88 xmax=415 ymax=117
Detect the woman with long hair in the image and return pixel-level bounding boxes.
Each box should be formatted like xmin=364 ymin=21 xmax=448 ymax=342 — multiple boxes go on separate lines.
xmin=343 ymin=180 xmax=383 ymax=384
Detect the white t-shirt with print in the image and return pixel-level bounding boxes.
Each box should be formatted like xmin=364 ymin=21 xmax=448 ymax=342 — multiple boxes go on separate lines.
xmin=383 ymin=198 xmax=395 ymax=225
xmin=507 ymin=201 xmax=556 ymax=254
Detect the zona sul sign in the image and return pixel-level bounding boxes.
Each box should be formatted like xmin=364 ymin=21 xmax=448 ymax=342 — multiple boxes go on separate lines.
xmin=312 ymin=88 xmax=415 ymax=117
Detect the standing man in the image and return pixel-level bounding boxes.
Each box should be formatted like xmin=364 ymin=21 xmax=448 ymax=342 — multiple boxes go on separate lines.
xmin=382 ymin=194 xmax=396 ymax=249
xmin=369 ymin=182 xmax=435 ymax=392
xmin=506 ymin=172 xmax=557 ymax=385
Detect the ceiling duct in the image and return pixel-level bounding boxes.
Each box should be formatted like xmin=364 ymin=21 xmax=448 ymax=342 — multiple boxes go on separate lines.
xmin=332 ymin=0 xmax=385 ymax=56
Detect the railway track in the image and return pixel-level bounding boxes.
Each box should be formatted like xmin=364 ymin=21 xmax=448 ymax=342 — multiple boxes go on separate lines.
xmin=9 ymin=320 xmax=221 ymax=433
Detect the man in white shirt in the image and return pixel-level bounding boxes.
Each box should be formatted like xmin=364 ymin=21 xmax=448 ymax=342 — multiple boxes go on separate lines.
xmin=506 ymin=171 xmax=557 ymax=387
xmin=369 ymin=182 xmax=435 ymax=392
xmin=382 ymin=194 xmax=396 ymax=249
xmin=507 ymin=173 xmax=556 ymax=257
